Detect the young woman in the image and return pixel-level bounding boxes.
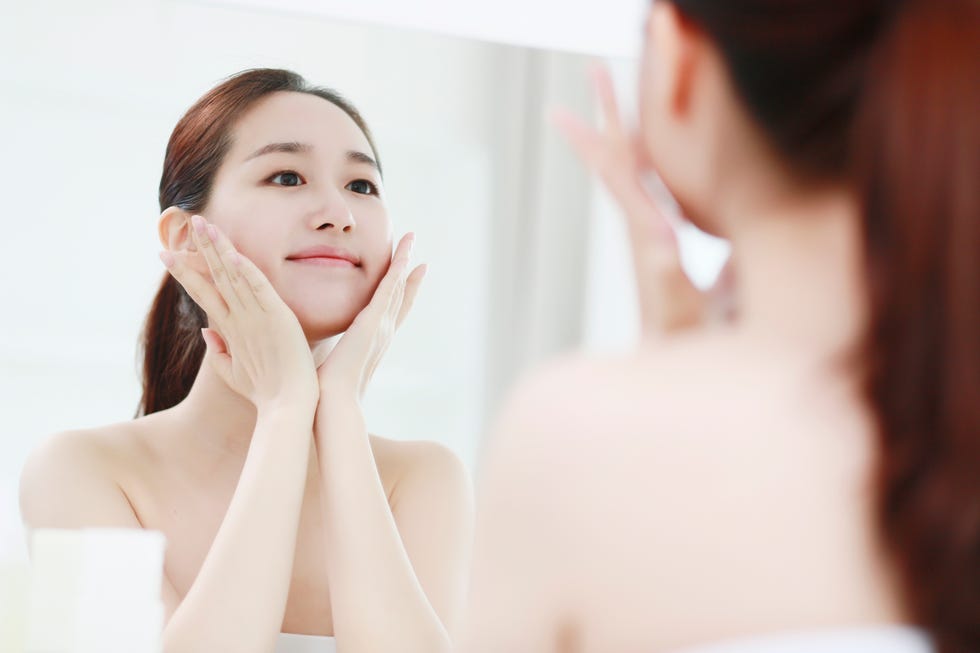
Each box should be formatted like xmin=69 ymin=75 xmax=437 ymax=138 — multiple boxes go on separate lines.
xmin=20 ymin=69 xmax=474 ymax=653
xmin=460 ymin=1 xmax=976 ymax=653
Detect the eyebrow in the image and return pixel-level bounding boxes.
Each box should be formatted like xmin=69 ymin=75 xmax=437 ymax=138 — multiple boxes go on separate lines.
xmin=245 ymin=141 xmax=312 ymax=160
xmin=245 ymin=142 xmax=380 ymax=174
xmin=346 ymin=150 xmax=380 ymax=173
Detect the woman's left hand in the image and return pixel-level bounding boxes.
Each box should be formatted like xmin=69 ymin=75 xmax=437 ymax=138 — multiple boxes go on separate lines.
xmin=313 ymin=233 xmax=426 ymax=407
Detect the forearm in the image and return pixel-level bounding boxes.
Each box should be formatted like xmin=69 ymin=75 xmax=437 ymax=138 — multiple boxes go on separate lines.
xmin=315 ymin=394 xmax=450 ymax=653
xmin=163 ymin=405 xmax=313 ymax=653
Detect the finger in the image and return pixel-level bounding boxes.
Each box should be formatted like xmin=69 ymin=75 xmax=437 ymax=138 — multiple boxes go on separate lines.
xmin=385 ymin=249 xmax=411 ymax=321
xmin=365 ymin=233 xmax=414 ymax=322
xmin=553 ymin=106 xmax=641 ymax=210
xmin=395 ymin=264 xmax=426 ymax=329
xmin=201 ymin=327 xmax=235 ymax=386
xmin=346 ymin=235 xmax=414 ymax=396
xmin=590 ymin=64 xmax=625 ymax=135
xmin=552 ymin=106 xmax=685 ymax=329
xmin=159 ymin=250 xmax=230 ymax=325
xmin=205 ymin=221 xmax=260 ymax=310
xmin=229 ymin=249 xmax=282 ymax=313
xmin=551 ymin=108 xmax=605 ymax=170
xmin=188 ymin=215 xmax=245 ymax=312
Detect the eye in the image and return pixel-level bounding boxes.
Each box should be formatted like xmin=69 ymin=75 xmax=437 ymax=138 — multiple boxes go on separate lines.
xmin=268 ymin=171 xmax=305 ymax=187
xmin=346 ymin=179 xmax=379 ymax=196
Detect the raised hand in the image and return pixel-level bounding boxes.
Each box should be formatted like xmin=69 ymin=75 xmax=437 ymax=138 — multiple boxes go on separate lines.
xmin=314 ymin=233 xmax=426 ymax=404
xmin=553 ymin=65 xmax=731 ymax=336
xmin=160 ymin=214 xmax=319 ymax=412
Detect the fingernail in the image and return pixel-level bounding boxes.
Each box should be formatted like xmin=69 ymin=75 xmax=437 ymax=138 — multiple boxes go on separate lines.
xmin=207 ymin=224 xmax=218 ymax=241
xmin=191 ymin=215 xmax=206 ymax=235
xmin=159 ymin=251 xmax=175 ymax=268
xmin=407 ymin=233 xmax=416 ymax=255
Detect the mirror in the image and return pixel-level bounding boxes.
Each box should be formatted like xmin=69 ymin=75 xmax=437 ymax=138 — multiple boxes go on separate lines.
xmin=0 ymin=0 xmax=728 ymax=561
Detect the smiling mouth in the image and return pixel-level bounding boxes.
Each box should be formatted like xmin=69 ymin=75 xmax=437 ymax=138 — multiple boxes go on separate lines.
xmin=286 ymin=256 xmax=359 ymax=268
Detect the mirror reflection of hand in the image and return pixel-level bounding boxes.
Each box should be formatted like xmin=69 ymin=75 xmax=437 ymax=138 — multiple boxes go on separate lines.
xmin=314 ymin=233 xmax=426 ymax=406
xmin=553 ymin=64 xmax=734 ymax=337
xmin=160 ymin=215 xmax=319 ymax=413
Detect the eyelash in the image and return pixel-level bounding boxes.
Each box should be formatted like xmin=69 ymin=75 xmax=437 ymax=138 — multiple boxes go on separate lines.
xmin=265 ymin=170 xmax=379 ymax=196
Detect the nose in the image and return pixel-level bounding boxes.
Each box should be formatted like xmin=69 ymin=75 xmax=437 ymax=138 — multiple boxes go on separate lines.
xmin=308 ymin=187 xmax=356 ymax=233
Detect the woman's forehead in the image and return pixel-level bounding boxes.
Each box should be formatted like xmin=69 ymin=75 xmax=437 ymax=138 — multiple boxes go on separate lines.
xmin=228 ymin=91 xmax=372 ymax=161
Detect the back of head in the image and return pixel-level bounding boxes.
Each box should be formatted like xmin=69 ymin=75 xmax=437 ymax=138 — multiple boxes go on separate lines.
xmin=666 ymin=1 xmax=979 ymax=650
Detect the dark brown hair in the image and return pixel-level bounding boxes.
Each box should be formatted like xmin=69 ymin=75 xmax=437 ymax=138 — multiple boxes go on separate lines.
xmin=668 ymin=1 xmax=979 ymax=651
xmin=137 ymin=68 xmax=381 ymax=417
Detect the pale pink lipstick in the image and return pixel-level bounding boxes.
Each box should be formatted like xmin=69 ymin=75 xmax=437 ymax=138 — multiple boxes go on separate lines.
xmin=286 ymin=245 xmax=361 ymax=268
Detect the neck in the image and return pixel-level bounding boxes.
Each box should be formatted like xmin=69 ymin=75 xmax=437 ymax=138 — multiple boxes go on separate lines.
xmin=165 ymin=335 xmax=338 ymax=458
xmin=167 ymin=352 xmax=260 ymax=459
xmin=723 ymin=178 xmax=867 ymax=357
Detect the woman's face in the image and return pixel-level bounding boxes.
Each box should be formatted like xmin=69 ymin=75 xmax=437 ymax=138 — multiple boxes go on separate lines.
xmin=202 ymin=91 xmax=392 ymax=341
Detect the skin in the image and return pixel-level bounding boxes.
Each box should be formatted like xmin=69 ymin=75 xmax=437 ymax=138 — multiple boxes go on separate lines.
xmin=19 ymin=91 xmax=474 ymax=653
xmin=459 ymin=4 xmax=908 ymax=652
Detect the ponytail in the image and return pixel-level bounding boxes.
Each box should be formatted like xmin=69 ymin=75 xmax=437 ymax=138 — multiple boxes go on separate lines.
xmin=854 ymin=1 xmax=980 ymax=651
xmin=136 ymin=274 xmax=206 ymax=416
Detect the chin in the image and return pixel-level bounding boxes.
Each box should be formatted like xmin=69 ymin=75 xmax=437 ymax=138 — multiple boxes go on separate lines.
xmin=658 ymin=173 xmax=728 ymax=239
xmin=290 ymin=300 xmax=365 ymax=342
xmin=677 ymin=199 xmax=727 ymax=239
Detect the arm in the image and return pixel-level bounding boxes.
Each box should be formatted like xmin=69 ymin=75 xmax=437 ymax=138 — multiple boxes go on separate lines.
xmin=163 ymin=405 xmax=312 ymax=653
xmin=311 ymin=233 xmax=473 ymax=651
xmin=315 ymin=399 xmax=473 ymax=653
xmin=20 ymin=406 xmax=313 ymax=653
xmin=20 ymin=214 xmax=323 ymax=653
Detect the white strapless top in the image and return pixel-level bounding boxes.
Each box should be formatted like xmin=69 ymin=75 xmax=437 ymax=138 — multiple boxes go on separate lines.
xmin=669 ymin=625 xmax=933 ymax=653
xmin=275 ymin=632 xmax=337 ymax=653
xmin=269 ymin=626 xmax=931 ymax=653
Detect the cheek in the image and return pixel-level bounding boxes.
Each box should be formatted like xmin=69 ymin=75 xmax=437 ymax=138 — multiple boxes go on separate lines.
xmin=205 ymin=213 xmax=283 ymax=278
xmin=203 ymin=188 xmax=284 ymax=262
xmin=359 ymin=207 xmax=394 ymax=270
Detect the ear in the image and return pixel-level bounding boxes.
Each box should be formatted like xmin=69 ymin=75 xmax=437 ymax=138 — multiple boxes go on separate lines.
xmin=158 ymin=206 xmax=195 ymax=252
xmin=649 ymin=2 xmax=703 ymax=118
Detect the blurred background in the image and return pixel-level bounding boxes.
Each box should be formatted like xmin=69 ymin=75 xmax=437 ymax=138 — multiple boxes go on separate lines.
xmin=0 ymin=0 xmax=729 ymax=562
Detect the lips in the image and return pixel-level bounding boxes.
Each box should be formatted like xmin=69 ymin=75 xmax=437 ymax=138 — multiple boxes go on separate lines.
xmin=286 ymin=245 xmax=361 ymax=267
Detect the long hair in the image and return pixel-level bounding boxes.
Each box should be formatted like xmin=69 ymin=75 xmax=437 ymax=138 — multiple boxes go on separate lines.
xmin=668 ymin=1 xmax=979 ymax=650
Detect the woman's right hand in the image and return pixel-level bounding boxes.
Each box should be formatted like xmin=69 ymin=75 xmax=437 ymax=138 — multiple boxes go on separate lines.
xmin=159 ymin=214 xmax=319 ymax=413
xmin=553 ymin=65 xmax=735 ymax=336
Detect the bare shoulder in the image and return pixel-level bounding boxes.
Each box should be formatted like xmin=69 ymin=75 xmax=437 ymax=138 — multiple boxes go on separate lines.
xmin=368 ymin=434 xmax=472 ymax=506
xmin=470 ymin=333 xmax=883 ymax=643
xmin=19 ymin=419 xmax=155 ymax=530
xmin=490 ymin=331 xmax=775 ymax=450
xmin=480 ymin=328 xmax=859 ymax=524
